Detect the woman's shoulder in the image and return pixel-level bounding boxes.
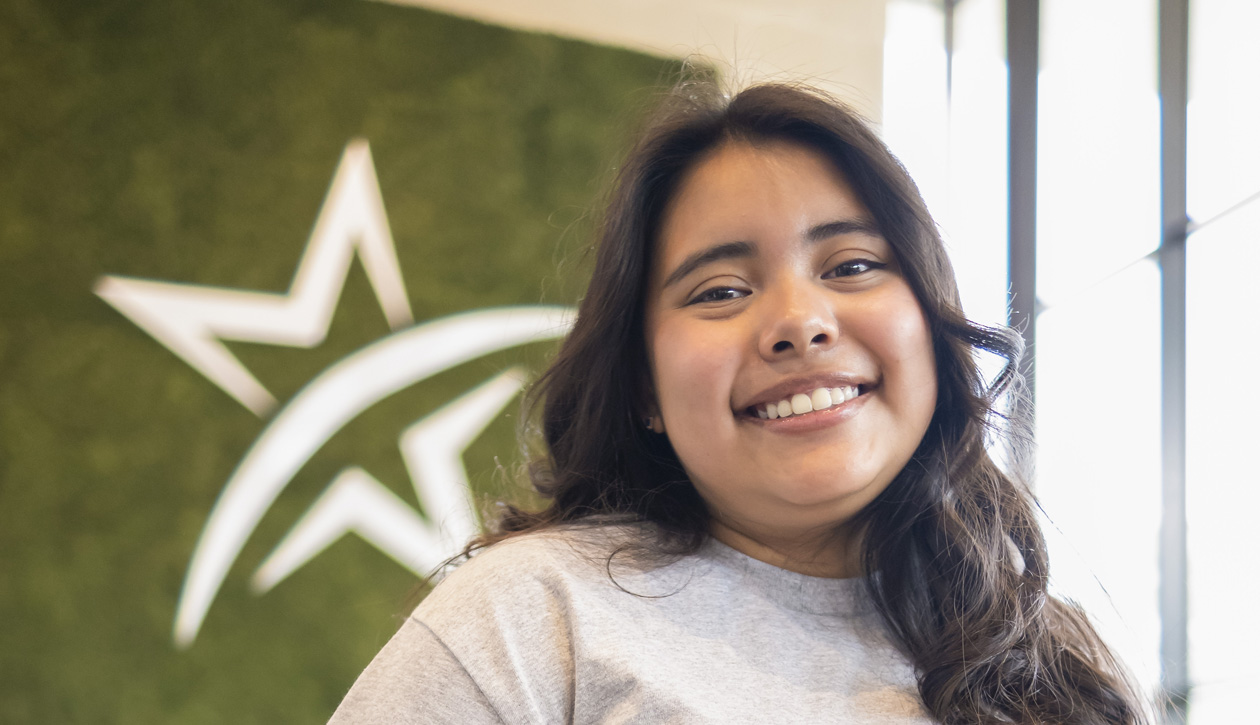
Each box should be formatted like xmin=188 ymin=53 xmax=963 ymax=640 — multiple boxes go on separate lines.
xmin=416 ymin=520 xmax=660 ymax=622
xmin=405 ymin=521 xmax=667 ymax=723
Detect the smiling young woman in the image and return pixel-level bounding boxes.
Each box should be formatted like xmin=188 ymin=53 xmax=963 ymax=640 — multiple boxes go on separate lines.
xmin=645 ymin=140 xmax=938 ymax=580
xmin=330 ymin=82 xmax=1148 ymax=724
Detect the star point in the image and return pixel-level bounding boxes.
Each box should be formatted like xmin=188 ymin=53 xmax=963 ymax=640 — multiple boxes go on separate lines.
xmin=99 ymin=137 xmax=577 ymax=649
xmin=95 ymin=139 xmax=413 ymax=416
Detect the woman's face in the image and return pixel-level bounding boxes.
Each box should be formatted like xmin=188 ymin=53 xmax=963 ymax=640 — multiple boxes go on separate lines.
xmin=644 ymin=140 xmax=938 ymax=553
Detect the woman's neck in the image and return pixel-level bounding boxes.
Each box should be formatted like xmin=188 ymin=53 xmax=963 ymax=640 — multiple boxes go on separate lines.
xmin=707 ymin=517 xmax=863 ymax=579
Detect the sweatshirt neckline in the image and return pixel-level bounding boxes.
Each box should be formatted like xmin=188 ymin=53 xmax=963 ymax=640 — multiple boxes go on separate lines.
xmin=700 ymin=536 xmax=872 ymax=617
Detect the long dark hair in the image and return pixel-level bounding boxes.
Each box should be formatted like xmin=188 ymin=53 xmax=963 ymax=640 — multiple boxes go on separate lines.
xmin=476 ymin=81 xmax=1146 ymax=724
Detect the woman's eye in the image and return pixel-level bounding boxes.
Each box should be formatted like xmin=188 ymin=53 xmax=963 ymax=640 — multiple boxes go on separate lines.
xmin=687 ymin=286 xmax=748 ymax=305
xmin=823 ymin=259 xmax=886 ymax=279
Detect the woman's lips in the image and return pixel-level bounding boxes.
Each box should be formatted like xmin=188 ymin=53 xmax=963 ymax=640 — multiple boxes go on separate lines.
xmin=739 ymin=385 xmax=873 ymax=431
xmin=749 ymin=385 xmax=862 ymax=420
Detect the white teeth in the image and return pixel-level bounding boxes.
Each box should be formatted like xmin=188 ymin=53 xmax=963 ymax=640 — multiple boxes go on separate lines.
xmin=810 ymin=388 xmax=831 ymax=411
xmin=758 ymin=385 xmax=860 ymax=420
xmin=790 ymin=393 xmax=812 ymax=415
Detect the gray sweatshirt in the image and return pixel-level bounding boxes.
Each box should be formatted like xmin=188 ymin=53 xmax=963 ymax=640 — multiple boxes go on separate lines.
xmin=329 ymin=524 xmax=931 ymax=724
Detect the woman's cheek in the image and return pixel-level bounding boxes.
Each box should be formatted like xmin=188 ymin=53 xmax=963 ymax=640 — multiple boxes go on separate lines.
xmin=655 ymin=321 xmax=738 ymax=418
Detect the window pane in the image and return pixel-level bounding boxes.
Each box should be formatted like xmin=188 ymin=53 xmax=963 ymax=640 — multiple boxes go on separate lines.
xmin=944 ymin=0 xmax=1008 ymax=330
xmin=883 ymin=0 xmax=1008 ymax=331
xmin=1037 ymin=0 xmax=1160 ymax=305
xmin=1037 ymin=258 xmax=1163 ymax=695
xmin=1188 ymin=0 xmax=1260 ymax=224
xmin=882 ymin=0 xmax=948 ymax=219
xmin=1186 ymin=198 xmax=1260 ymax=723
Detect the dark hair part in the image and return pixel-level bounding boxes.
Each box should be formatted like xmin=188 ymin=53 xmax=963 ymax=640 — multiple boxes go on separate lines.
xmin=476 ymin=81 xmax=1146 ymax=724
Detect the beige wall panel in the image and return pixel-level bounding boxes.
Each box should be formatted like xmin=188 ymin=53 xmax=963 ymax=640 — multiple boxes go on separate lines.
xmin=378 ymin=0 xmax=887 ymax=120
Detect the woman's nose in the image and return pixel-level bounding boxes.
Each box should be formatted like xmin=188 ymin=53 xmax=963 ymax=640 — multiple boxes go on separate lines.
xmin=757 ymin=283 xmax=840 ymax=360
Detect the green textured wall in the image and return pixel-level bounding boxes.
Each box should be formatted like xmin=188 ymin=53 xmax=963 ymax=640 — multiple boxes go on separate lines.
xmin=0 ymin=1 xmax=674 ymax=721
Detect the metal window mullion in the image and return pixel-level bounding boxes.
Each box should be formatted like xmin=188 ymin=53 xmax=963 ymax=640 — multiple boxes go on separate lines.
xmin=1158 ymin=0 xmax=1190 ymax=720
xmin=1007 ymin=0 xmax=1039 ymax=395
xmin=945 ymin=0 xmax=957 ymax=103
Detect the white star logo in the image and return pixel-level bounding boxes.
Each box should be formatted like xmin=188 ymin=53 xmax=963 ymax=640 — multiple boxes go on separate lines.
xmin=95 ymin=140 xmax=575 ymax=649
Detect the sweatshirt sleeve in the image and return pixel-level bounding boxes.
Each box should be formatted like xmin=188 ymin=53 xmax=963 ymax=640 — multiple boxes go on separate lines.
xmin=327 ymin=617 xmax=503 ymax=724
xmin=329 ymin=536 xmax=585 ymax=724
xmin=411 ymin=538 xmax=580 ymax=724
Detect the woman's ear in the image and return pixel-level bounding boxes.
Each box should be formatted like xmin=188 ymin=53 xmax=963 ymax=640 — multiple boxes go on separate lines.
xmin=638 ymin=367 xmax=665 ymax=434
xmin=639 ymin=398 xmax=666 ymax=434
xmin=644 ymin=414 xmax=665 ymax=434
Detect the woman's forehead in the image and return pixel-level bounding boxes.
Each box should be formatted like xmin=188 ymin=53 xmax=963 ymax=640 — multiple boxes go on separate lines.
xmin=653 ymin=141 xmax=883 ymax=266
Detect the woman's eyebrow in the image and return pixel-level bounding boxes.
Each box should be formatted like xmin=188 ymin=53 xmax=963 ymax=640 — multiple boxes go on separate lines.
xmin=662 ymin=240 xmax=754 ymax=289
xmin=806 ymin=218 xmax=882 ymax=242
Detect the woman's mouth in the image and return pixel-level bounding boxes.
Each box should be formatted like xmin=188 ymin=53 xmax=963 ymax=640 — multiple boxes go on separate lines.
xmin=746 ymin=385 xmax=866 ymax=420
